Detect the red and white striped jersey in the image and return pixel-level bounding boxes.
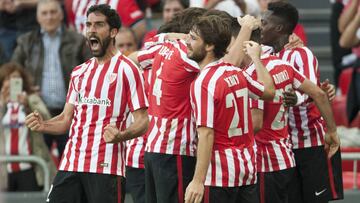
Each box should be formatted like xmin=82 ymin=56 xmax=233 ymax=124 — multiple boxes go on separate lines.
xmin=66 ymin=0 xmax=144 ymax=35
xmin=191 ymin=60 xmax=264 ymax=187
xmin=2 ymin=103 xmax=32 ymax=173
xmin=59 ymin=52 xmax=148 ymax=176
xmin=137 ymin=38 xmax=200 ymax=156
xmin=125 ymin=69 xmax=152 ymax=169
xmin=246 ymin=55 xmax=305 ymax=172
xmin=277 ymin=47 xmax=326 ymax=149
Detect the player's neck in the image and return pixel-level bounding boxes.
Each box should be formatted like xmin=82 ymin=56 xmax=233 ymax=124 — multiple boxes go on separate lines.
xmin=96 ymin=45 xmax=118 ymax=64
xmin=199 ymin=53 xmax=218 ymax=70
xmin=273 ymin=35 xmax=289 ymax=53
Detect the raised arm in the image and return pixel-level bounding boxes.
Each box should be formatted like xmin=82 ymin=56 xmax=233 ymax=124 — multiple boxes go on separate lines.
xmin=338 ymin=0 xmax=359 ymax=32
xmin=244 ymin=41 xmax=275 ymax=100
xmin=223 ymin=15 xmax=261 ymax=67
xmin=339 ymin=11 xmax=360 ymax=48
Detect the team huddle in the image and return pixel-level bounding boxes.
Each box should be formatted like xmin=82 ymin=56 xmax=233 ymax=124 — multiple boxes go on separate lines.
xmin=25 ymin=2 xmax=344 ymax=203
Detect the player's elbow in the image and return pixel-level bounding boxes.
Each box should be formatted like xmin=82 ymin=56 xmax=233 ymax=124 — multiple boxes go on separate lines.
xmin=261 ymin=86 xmax=275 ymax=101
xmin=312 ymin=88 xmax=328 ymax=104
xmin=253 ymin=121 xmax=263 ymax=134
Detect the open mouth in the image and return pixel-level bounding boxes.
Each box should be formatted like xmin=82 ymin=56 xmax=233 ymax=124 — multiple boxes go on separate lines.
xmin=89 ymin=37 xmax=101 ymax=50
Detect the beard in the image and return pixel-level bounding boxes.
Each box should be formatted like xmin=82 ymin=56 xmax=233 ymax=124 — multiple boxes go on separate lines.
xmin=88 ymin=35 xmax=112 ymax=58
xmin=188 ymin=45 xmax=206 ymax=63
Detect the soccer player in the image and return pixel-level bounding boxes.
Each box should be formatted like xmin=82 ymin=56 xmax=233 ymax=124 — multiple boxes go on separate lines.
xmin=246 ymin=47 xmax=340 ymax=203
xmin=136 ymin=7 xmax=207 ymax=203
xmin=25 ymin=4 xmax=148 ymax=203
xmin=184 ymin=15 xmax=276 ymax=203
xmin=260 ymin=2 xmax=343 ymax=202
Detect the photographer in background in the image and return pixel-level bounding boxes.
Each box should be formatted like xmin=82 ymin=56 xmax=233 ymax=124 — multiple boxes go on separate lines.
xmin=0 ymin=62 xmax=56 ymax=191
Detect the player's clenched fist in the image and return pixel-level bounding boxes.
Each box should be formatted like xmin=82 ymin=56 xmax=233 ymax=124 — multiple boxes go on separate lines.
xmin=25 ymin=111 xmax=44 ymax=132
xmin=103 ymin=124 xmax=126 ymax=143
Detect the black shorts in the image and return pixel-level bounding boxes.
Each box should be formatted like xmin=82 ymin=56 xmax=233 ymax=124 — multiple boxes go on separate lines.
xmin=8 ymin=168 xmax=40 ymax=191
xmin=203 ymin=184 xmax=259 ymax=203
xmin=126 ymin=166 xmax=145 ymax=203
xmin=46 ymin=171 xmax=126 ymax=203
xmin=257 ymin=168 xmax=295 ymax=203
xmin=144 ymin=152 xmax=196 ymax=203
xmin=289 ymin=146 xmax=344 ymax=203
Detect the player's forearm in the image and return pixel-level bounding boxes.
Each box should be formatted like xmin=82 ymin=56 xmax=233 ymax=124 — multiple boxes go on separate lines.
xmin=128 ymin=51 xmax=140 ymax=66
xmin=223 ymin=25 xmax=252 ymax=67
xmin=338 ymin=0 xmax=359 ymax=32
xmin=339 ymin=14 xmax=360 ymax=48
xmin=192 ymin=127 xmax=214 ymax=183
xmin=253 ymin=58 xmax=275 ymax=100
xmin=122 ymin=109 xmax=149 ymax=141
xmin=42 ymin=114 xmax=72 ymax=135
xmin=313 ymin=91 xmax=337 ymax=133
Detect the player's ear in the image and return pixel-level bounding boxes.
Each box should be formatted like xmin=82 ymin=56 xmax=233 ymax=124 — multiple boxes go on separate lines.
xmin=205 ymin=44 xmax=214 ymax=53
xmin=110 ymin=28 xmax=118 ymax=39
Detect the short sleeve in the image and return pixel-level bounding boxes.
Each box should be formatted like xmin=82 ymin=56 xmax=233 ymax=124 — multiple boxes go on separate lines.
xmin=123 ymin=60 xmax=149 ymax=112
xmin=190 ymin=74 xmax=215 ymax=128
xmin=66 ymin=76 xmax=77 ymax=105
xmin=242 ymin=71 xmax=265 ymax=100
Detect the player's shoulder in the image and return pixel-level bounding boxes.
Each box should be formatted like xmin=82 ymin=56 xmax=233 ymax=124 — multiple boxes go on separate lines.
xmin=71 ymin=58 xmax=94 ymax=76
xmin=285 ymin=46 xmax=315 ymax=58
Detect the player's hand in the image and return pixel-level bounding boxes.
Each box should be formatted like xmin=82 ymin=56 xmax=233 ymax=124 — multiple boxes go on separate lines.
xmin=320 ymin=79 xmax=335 ymax=102
xmin=103 ymin=124 xmax=126 ymax=143
xmin=238 ymin=15 xmax=261 ymax=30
xmin=185 ymin=180 xmax=204 ymax=203
xmin=25 ymin=111 xmax=44 ymax=132
xmin=244 ymin=41 xmax=261 ymax=60
xmin=324 ymin=131 xmax=340 ymax=158
xmin=284 ymin=34 xmax=304 ymax=50
xmin=283 ymin=89 xmax=297 ymax=107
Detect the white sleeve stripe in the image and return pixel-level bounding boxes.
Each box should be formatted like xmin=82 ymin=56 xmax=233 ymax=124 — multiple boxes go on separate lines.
xmin=303 ymin=48 xmax=317 ymax=83
xmin=243 ymin=73 xmax=264 ymax=99
xmin=206 ymin=68 xmax=226 ymax=127
xmin=194 ymin=69 xmax=210 ymax=126
xmin=122 ymin=62 xmax=141 ymax=110
xmin=138 ymin=45 xmax=162 ymax=69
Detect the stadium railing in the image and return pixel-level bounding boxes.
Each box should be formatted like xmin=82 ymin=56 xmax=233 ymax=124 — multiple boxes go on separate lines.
xmin=341 ymin=152 xmax=360 ymax=190
xmin=0 ymin=155 xmax=50 ymax=192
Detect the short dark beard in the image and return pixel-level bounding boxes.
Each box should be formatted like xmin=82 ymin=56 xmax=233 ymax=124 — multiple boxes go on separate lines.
xmin=92 ymin=36 xmax=112 ymax=57
xmin=188 ymin=46 xmax=206 ymax=63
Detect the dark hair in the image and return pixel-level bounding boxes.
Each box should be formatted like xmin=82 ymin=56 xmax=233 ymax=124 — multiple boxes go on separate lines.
xmin=0 ymin=62 xmax=34 ymax=94
xmin=162 ymin=0 xmax=189 ymax=9
xmin=267 ymin=1 xmax=298 ymax=34
xmin=192 ymin=15 xmax=232 ymax=59
xmin=87 ymin=4 xmax=121 ymax=30
xmin=174 ymin=7 xmax=207 ymax=33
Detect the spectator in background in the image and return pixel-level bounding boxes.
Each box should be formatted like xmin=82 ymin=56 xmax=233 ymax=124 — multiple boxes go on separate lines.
xmin=0 ymin=45 xmax=5 ymax=66
xmin=330 ymin=0 xmax=352 ymax=87
xmin=143 ymin=0 xmax=189 ymax=44
xmin=0 ymin=62 xmax=56 ymax=191
xmin=64 ymin=0 xmax=147 ymax=45
xmin=339 ymin=0 xmax=360 ymax=124
xmin=11 ymin=0 xmax=91 ymax=160
xmin=0 ymin=0 xmax=39 ymax=63
xmin=116 ymin=27 xmax=138 ymax=56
